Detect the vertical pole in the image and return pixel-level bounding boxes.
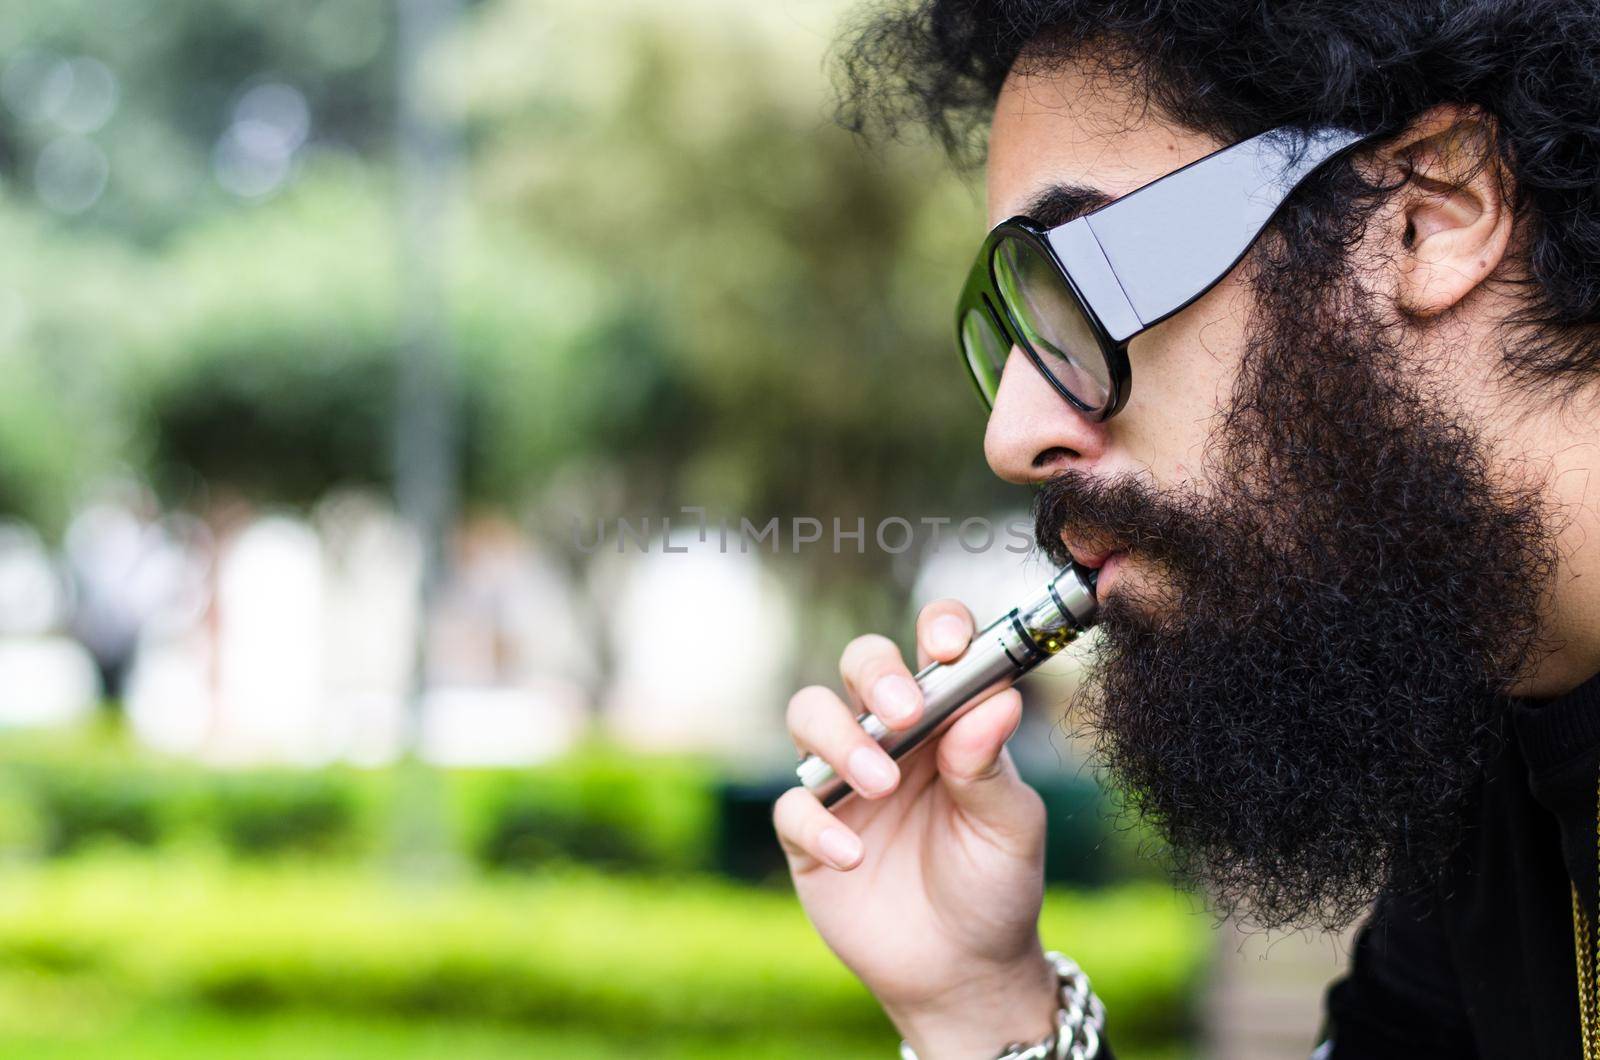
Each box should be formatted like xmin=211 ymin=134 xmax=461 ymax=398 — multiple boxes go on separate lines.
xmin=393 ymin=0 xmax=462 ymax=873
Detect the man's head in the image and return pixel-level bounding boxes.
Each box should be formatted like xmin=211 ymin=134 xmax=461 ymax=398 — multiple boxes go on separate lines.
xmin=839 ymin=1 xmax=1600 ymax=928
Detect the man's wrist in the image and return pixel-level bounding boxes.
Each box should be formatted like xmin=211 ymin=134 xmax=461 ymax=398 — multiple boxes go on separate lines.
xmin=886 ymin=950 xmax=1059 ymax=1060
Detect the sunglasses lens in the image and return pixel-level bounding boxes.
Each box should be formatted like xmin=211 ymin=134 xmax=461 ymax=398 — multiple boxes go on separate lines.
xmin=992 ymin=237 xmax=1112 ymax=413
xmin=960 ymin=303 xmax=1009 ymax=406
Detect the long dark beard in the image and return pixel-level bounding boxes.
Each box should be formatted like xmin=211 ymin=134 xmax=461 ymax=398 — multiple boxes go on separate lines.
xmin=1035 ymin=230 xmax=1555 ymax=932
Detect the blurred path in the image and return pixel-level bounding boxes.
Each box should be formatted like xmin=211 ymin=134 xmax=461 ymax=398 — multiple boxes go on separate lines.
xmin=1203 ymin=919 xmax=1357 ymax=1060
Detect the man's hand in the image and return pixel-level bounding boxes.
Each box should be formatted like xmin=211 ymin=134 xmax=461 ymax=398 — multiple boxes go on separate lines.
xmin=773 ymin=599 xmax=1060 ymax=1059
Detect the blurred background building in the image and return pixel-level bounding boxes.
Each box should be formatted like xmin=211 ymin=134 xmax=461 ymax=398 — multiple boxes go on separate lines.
xmin=0 ymin=2 xmax=1347 ymax=1057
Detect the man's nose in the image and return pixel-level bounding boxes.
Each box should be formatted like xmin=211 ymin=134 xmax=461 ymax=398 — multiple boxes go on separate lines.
xmin=983 ymin=346 xmax=1107 ymax=484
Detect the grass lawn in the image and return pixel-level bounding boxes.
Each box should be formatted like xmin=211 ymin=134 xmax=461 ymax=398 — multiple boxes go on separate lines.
xmin=0 ymin=853 xmax=1210 ymax=1057
xmin=0 ymin=1003 xmax=1202 ymax=1059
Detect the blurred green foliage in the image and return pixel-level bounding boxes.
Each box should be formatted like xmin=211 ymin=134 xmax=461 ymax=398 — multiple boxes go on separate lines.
xmin=0 ymin=731 xmax=1200 ymax=1059
xmin=0 ymin=0 xmax=393 ymax=241
xmin=127 ymin=173 xmax=403 ymax=506
xmin=0 ymin=2 xmax=1017 ymax=617
xmin=0 ymin=733 xmax=721 ymax=872
xmin=0 ymin=732 xmax=1151 ymax=884
xmin=460 ymin=750 xmax=715 ymax=873
xmin=0 ymin=6 xmax=1210 ymax=1056
xmin=5 ymin=754 xmax=371 ymax=860
xmin=204 ymin=772 xmax=363 ymax=858
xmin=0 ymin=1008 xmax=938 ymax=1060
xmin=0 ymin=854 xmax=1208 ymax=1052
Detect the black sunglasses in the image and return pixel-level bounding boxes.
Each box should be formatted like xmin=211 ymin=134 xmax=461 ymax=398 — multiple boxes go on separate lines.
xmin=957 ymin=125 xmax=1374 ymax=420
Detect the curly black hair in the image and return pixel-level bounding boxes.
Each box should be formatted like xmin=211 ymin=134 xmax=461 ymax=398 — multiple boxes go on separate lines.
xmin=835 ymin=0 xmax=1600 ymax=381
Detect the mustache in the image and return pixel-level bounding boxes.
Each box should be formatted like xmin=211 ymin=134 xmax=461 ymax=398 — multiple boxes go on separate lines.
xmin=1031 ymin=470 xmax=1217 ymax=570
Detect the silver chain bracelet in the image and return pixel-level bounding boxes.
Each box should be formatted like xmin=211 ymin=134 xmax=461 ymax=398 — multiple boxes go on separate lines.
xmin=898 ymin=952 xmax=1105 ymax=1060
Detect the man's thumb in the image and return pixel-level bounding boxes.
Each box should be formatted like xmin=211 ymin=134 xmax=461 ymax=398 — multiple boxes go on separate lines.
xmin=933 ymin=689 xmax=1044 ymax=842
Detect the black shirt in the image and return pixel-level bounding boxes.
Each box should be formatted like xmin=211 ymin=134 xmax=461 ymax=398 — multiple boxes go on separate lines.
xmin=1322 ymin=669 xmax=1600 ymax=1058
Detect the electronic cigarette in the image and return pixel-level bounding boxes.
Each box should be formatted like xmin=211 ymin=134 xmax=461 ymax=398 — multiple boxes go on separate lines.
xmin=795 ymin=564 xmax=1100 ymax=808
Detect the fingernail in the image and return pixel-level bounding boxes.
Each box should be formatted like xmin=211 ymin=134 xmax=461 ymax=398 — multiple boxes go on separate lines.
xmin=929 ymin=615 xmax=969 ymax=656
xmin=818 ymin=827 xmax=863 ymax=869
xmin=848 ymin=745 xmax=897 ymax=796
xmin=872 ymin=674 xmax=920 ymax=725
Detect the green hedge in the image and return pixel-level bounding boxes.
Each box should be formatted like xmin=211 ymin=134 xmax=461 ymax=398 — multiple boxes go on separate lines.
xmin=449 ymin=749 xmax=717 ymax=874
xmin=0 ymin=736 xmax=1205 ymax=1050
xmin=0 ymin=735 xmax=376 ymax=860
xmin=0 ymin=734 xmax=719 ymax=873
xmin=0 ymin=734 xmax=1154 ymax=886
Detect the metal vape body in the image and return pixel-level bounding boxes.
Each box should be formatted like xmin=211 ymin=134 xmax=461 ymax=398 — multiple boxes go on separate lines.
xmin=795 ymin=565 xmax=1100 ymax=808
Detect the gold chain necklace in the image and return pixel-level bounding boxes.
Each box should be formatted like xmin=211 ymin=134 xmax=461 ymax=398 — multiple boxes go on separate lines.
xmin=1571 ymin=771 xmax=1600 ymax=1059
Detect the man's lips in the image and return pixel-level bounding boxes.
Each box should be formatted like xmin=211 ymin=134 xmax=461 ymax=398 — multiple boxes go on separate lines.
xmin=1065 ymin=542 xmax=1129 ymax=598
xmin=1065 ymin=542 xmax=1121 ymax=569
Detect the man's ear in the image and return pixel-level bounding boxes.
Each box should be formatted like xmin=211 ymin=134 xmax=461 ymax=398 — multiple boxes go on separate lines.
xmin=1377 ymin=105 xmax=1514 ymax=319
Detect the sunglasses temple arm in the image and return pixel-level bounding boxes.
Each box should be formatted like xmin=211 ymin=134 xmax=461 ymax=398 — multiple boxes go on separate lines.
xmin=1059 ymin=126 xmax=1369 ymax=338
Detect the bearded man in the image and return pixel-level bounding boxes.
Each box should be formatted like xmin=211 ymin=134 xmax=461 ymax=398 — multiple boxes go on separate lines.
xmin=773 ymin=2 xmax=1600 ymax=1057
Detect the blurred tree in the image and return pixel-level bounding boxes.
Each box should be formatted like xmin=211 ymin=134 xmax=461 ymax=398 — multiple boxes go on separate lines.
xmin=453 ymin=1 xmax=1021 ymax=641
xmin=121 ymin=167 xmax=401 ymax=507
xmin=0 ymin=0 xmax=1033 ymax=674
xmin=0 ymin=0 xmax=396 ymax=240
xmin=0 ymin=205 xmax=151 ymax=531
